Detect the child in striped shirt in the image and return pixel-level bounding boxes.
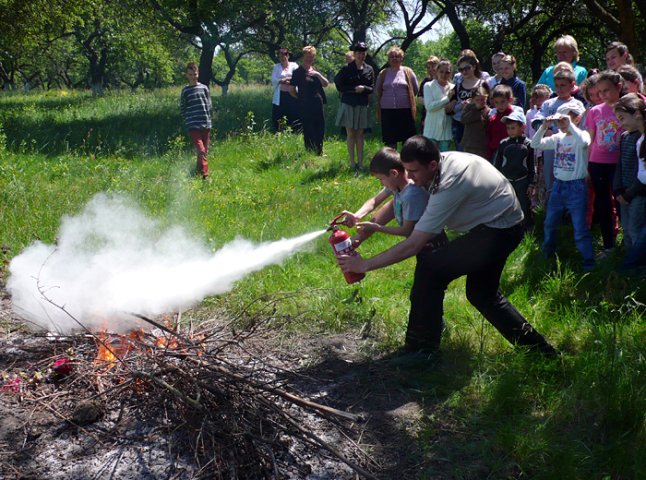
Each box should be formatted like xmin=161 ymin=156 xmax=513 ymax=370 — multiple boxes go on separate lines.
xmin=180 ymin=63 xmax=213 ymax=179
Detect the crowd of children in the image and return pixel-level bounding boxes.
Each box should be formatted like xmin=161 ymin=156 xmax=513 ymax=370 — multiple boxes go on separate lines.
xmin=408 ymin=38 xmax=646 ymax=273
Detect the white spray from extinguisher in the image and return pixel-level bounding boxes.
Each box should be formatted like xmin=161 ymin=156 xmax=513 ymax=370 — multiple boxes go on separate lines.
xmin=7 ymin=193 xmax=328 ymax=333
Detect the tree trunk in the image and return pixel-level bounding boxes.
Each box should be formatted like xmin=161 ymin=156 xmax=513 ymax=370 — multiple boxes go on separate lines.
xmin=441 ymin=0 xmax=470 ymax=50
xmin=616 ymin=0 xmax=636 ymax=59
xmin=0 ymin=62 xmax=15 ymax=91
xmin=530 ymin=37 xmax=548 ymax=84
xmin=198 ymin=37 xmax=217 ymax=87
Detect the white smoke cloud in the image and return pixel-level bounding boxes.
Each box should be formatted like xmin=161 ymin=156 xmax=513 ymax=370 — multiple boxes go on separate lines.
xmin=7 ymin=193 xmax=325 ymax=333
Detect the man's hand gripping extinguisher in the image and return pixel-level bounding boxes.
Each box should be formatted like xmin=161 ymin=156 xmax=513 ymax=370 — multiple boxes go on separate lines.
xmin=327 ymin=213 xmax=365 ymax=284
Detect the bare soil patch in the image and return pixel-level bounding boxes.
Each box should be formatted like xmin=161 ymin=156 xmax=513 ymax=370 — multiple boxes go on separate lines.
xmin=0 ymin=287 xmax=448 ymax=479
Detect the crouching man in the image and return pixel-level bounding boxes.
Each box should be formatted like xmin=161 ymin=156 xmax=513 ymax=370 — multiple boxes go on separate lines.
xmin=338 ymin=135 xmax=556 ymax=356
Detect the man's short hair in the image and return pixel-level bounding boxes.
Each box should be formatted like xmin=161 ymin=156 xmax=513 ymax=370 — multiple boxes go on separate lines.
xmin=186 ymin=62 xmax=198 ymax=72
xmin=400 ymin=135 xmax=440 ymax=166
xmin=370 ymin=148 xmax=404 ymax=174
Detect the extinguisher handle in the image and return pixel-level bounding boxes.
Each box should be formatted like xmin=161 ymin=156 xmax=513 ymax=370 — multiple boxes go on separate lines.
xmin=329 ymin=212 xmax=346 ymax=228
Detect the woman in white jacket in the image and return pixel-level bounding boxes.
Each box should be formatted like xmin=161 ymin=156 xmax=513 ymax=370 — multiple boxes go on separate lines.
xmin=423 ymin=59 xmax=456 ymax=151
xmin=271 ymin=48 xmax=299 ymax=132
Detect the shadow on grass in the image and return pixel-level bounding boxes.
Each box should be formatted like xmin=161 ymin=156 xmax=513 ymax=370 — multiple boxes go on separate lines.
xmin=299 ymin=340 xmax=645 ymax=479
xmin=284 ymin=338 xmax=475 ymax=479
xmin=1 ymin=108 xmax=183 ymax=158
xmin=0 ymin=95 xmax=92 ymax=111
xmin=501 ymin=211 xmax=646 ymax=310
xmin=300 ymin=164 xmax=351 ymax=184
xmin=256 ymin=151 xmax=291 ymax=171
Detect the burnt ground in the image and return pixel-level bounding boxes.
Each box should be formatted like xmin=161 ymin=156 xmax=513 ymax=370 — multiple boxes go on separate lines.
xmin=0 ymin=286 xmax=474 ymax=480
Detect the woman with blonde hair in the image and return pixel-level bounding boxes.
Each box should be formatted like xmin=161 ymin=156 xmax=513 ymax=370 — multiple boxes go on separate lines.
xmin=375 ymin=46 xmax=419 ymax=148
xmin=537 ymin=35 xmax=587 ymax=89
xmin=290 ymin=45 xmax=329 ymax=155
xmin=423 ymin=59 xmax=455 ymax=151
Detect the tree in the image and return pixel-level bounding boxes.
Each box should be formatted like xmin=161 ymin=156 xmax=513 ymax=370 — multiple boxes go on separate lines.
xmin=151 ymin=0 xmax=272 ymax=94
xmin=580 ymin=0 xmax=646 ymax=63
xmin=434 ymin=0 xmax=612 ymax=82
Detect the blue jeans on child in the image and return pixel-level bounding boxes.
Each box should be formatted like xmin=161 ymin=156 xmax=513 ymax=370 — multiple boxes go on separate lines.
xmin=620 ymin=197 xmax=646 ymax=248
xmin=542 ymin=178 xmax=595 ymax=269
xmin=621 ymin=223 xmax=646 ymax=271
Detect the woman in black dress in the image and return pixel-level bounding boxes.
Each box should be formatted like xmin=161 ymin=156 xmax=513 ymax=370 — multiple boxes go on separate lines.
xmin=290 ymin=45 xmax=329 ymax=155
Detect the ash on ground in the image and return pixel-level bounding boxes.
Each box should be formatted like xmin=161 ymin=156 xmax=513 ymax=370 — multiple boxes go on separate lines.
xmin=0 ymin=289 xmax=432 ymax=480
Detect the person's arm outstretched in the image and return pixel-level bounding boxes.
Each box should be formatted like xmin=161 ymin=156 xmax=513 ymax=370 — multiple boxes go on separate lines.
xmin=338 ymin=229 xmax=436 ymax=273
xmin=338 ymin=189 xmax=392 ymax=227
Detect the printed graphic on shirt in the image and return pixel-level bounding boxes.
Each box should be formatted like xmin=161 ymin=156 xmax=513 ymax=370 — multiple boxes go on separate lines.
xmin=555 ymin=140 xmax=576 ymax=172
xmin=595 ymin=118 xmax=620 ymax=152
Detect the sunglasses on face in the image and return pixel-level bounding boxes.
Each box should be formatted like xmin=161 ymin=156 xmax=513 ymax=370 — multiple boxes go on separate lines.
xmin=458 ymin=65 xmax=473 ymax=72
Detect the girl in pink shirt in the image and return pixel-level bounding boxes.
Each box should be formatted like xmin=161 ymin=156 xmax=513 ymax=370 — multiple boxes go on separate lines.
xmin=585 ymin=70 xmax=624 ymax=252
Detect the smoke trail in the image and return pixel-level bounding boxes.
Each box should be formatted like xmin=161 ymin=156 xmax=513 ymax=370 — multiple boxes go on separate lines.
xmin=7 ymin=193 xmax=325 ymax=333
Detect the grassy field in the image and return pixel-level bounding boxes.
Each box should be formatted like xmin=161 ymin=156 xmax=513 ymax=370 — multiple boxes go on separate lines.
xmin=0 ymin=87 xmax=644 ymax=479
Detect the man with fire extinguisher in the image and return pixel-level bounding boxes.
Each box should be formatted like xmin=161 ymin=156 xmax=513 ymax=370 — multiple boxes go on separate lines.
xmin=338 ymin=135 xmax=556 ymax=357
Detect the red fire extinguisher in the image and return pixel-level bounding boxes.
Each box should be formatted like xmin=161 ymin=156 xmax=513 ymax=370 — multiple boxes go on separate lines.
xmin=328 ymin=214 xmax=365 ymax=284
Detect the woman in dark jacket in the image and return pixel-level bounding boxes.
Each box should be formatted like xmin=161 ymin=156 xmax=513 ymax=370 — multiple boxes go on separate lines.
xmin=334 ymin=41 xmax=374 ymax=170
xmin=290 ymin=45 xmax=329 ymax=155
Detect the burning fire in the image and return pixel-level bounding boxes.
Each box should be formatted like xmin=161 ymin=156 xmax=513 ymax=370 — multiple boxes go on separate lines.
xmin=93 ymin=326 xmax=202 ymax=368
xmin=94 ymin=330 xmax=143 ymax=368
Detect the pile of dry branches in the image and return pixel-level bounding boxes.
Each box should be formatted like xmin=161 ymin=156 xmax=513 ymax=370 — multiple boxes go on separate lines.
xmin=1 ymin=297 xmax=379 ymax=479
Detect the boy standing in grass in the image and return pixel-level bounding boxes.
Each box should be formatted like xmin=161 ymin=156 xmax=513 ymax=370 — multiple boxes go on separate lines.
xmin=493 ymin=110 xmax=535 ymax=231
xmin=530 ymin=100 xmax=595 ymax=270
xmin=180 ymin=63 xmax=212 ymax=179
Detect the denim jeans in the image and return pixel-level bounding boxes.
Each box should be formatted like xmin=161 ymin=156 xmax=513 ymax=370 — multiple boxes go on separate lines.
xmin=407 ymin=223 xmax=554 ymax=352
xmin=620 ymin=196 xmax=646 ymax=248
xmin=542 ymin=179 xmax=595 ymax=268
xmin=621 ymin=223 xmax=646 ymax=271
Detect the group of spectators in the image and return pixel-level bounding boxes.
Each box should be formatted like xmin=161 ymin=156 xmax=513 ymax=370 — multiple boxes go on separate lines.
xmin=270 ymin=36 xmax=646 ymax=273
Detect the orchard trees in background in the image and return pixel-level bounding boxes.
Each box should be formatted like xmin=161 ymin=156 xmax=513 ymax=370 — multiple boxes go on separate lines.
xmin=0 ymin=0 xmax=182 ymax=93
xmin=0 ymin=0 xmax=80 ymax=90
xmin=434 ymin=0 xmax=620 ymax=82
xmin=2 ymin=0 xmax=646 ymax=92
xmin=580 ymin=0 xmax=646 ymax=63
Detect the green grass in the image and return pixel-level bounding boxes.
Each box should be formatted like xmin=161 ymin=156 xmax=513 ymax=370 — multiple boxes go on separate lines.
xmin=1 ymin=87 xmax=644 ymax=479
